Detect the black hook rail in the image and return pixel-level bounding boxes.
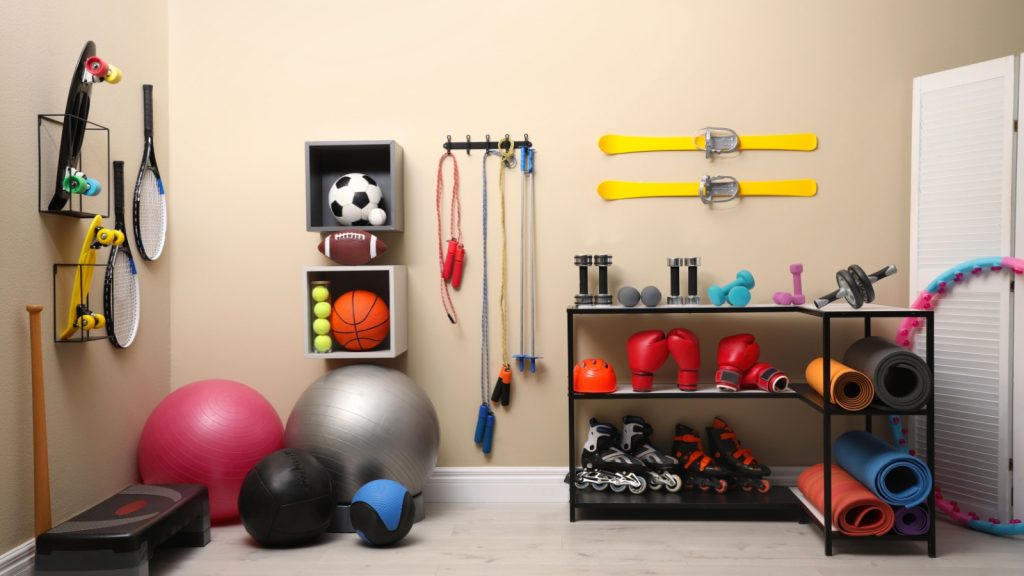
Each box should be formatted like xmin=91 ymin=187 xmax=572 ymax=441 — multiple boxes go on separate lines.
xmin=444 ymin=133 xmax=532 ymax=153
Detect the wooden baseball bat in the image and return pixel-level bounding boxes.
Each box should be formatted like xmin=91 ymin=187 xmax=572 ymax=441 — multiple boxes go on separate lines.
xmin=27 ymin=305 xmax=52 ymax=536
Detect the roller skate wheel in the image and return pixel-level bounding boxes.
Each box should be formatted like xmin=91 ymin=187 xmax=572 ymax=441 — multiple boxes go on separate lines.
xmin=628 ymin=481 xmax=646 ymax=495
xmin=757 ymin=479 xmax=771 ymax=494
xmin=609 ymin=483 xmax=627 ymax=493
xmin=592 ymin=483 xmax=607 ymax=491
xmin=699 ymin=484 xmax=711 ymax=492
xmin=84 ymin=178 xmax=102 ymax=196
xmin=741 ymin=483 xmax=753 ymax=492
xmin=649 ymin=482 xmax=662 ymax=491
xmin=665 ymin=474 xmax=683 ymax=493
xmin=714 ymin=479 xmax=728 ymax=494
xmin=84 ymin=56 xmax=108 ymax=77
xmin=573 ymin=481 xmax=587 ymax=490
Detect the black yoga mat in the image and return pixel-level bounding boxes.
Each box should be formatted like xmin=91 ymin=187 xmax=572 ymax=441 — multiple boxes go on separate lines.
xmin=843 ymin=337 xmax=931 ymax=411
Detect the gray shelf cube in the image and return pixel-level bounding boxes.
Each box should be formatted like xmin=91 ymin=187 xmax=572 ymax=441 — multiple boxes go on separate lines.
xmin=305 ymin=140 xmax=403 ymax=232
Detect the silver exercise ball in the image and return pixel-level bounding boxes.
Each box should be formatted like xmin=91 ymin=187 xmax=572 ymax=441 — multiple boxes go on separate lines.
xmin=284 ymin=365 xmax=439 ymax=504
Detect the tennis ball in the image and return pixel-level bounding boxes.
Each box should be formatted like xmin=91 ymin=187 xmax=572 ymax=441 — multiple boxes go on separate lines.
xmin=313 ymin=335 xmax=333 ymax=353
xmin=313 ymin=301 xmax=331 ymax=319
xmin=312 ymin=318 xmax=330 ymax=335
xmin=311 ymin=285 xmax=330 ymax=302
xmin=368 ymin=208 xmax=387 ymax=227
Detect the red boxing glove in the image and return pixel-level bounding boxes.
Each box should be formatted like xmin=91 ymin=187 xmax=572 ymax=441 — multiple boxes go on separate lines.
xmin=715 ymin=334 xmax=760 ymax=392
xmin=666 ymin=328 xmax=700 ymax=391
xmin=742 ymin=362 xmax=789 ymax=392
xmin=627 ymin=330 xmax=669 ymax=392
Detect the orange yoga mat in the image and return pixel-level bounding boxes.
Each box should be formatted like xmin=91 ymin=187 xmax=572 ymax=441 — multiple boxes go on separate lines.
xmin=804 ymin=357 xmax=874 ymax=411
xmin=797 ymin=464 xmax=894 ymax=536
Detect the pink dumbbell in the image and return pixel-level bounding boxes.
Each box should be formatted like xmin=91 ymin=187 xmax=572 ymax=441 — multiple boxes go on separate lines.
xmin=772 ymin=263 xmax=805 ymax=305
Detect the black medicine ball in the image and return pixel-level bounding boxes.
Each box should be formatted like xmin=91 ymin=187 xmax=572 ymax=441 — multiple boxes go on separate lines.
xmin=238 ymin=448 xmax=334 ymax=547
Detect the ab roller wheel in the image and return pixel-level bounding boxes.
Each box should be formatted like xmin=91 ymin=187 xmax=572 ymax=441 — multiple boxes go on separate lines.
xmin=814 ymin=264 xmax=897 ymax=309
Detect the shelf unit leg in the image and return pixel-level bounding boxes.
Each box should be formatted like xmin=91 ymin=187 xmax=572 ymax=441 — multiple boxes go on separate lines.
xmin=567 ymin=310 xmax=576 ymax=522
xmin=823 ymin=316 xmax=833 ymax=556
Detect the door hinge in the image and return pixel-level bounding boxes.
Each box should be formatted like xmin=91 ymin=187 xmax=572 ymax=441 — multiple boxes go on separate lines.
xmin=1010 ymin=457 xmax=1013 ymax=471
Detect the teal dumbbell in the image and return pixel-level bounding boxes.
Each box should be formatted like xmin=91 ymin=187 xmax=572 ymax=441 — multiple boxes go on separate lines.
xmin=708 ymin=270 xmax=755 ymax=306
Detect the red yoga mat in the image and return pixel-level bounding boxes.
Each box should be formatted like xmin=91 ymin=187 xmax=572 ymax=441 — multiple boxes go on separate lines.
xmin=797 ymin=464 xmax=895 ymax=536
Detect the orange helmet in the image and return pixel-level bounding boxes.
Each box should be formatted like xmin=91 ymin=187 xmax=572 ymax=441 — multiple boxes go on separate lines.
xmin=573 ymin=358 xmax=617 ymax=393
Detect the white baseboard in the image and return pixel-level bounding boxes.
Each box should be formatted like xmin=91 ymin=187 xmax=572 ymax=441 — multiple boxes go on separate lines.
xmin=423 ymin=465 xmax=800 ymax=503
xmin=0 ymin=539 xmax=33 ymax=576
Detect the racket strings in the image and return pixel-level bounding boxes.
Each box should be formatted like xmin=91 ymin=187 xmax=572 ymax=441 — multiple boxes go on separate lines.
xmin=138 ymin=169 xmax=166 ymax=256
xmin=110 ymin=251 xmax=140 ymax=344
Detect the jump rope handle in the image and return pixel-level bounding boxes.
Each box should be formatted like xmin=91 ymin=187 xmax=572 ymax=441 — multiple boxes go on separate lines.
xmin=490 ymin=365 xmax=512 ymax=406
xmin=474 ymin=404 xmax=488 ymax=444
xmin=442 ymin=239 xmax=458 ymax=281
xmin=482 ymin=413 xmax=495 ymax=454
xmin=452 ymin=244 xmax=465 ymax=289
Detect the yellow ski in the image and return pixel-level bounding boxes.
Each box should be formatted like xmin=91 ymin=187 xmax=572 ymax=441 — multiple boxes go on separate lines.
xmin=597 ymin=178 xmax=817 ymax=202
xmin=598 ymin=131 xmax=818 ymax=155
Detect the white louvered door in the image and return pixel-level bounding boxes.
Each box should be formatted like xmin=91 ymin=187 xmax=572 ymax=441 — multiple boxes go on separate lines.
xmin=1014 ymin=54 xmax=1023 ymax=520
xmin=910 ymin=55 xmax=1017 ymax=521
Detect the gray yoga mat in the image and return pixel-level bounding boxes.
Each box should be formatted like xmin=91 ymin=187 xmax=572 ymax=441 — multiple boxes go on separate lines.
xmin=842 ymin=337 xmax=931 ymax=411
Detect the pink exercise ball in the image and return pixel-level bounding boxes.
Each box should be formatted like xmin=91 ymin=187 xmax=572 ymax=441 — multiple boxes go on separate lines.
xmin=138 ymin=379 xmax=284 ymax=523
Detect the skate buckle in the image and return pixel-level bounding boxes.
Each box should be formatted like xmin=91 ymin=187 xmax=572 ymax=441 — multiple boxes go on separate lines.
xmin=698 ymin=175 xmax=739 ymax=205
xmin=695 ymin=126 xmax=739 ymax=159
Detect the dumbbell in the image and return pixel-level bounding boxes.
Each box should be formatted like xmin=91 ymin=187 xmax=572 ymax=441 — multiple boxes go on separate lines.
xmin=667 ymin=257 xmax=701 ymax=305
xmin=708 ymin=270 xmax=755 ymax=306
xmin=814 ymin=264 xmax=897 ymax=309
xmin=574 ymin=255 xmax=593 ymax=306
xmin=773 ymin=263 xmax=805 ymax=305
xmin=594 ymin=254 xmax=613 ymax=306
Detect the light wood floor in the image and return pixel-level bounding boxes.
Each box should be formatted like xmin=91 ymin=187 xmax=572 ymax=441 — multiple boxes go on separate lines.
xmin=149 ymin=503 xmax=1022 ymax=575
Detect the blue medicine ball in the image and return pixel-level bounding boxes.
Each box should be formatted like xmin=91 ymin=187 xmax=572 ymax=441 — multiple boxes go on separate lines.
xmin=350 ymin=479 xmax=414 ymax=546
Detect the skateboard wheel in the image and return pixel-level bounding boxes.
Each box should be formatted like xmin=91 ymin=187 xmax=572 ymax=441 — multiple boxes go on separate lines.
xmin=84 ymin=178 xmax=102 ymax=197
xmin=79 ymin=314 xmax=96 ymax=330
xmin=84 ymin=56 xmax=109 ymax=77
xmin=92 ymin=314 xmax=106 ymax=329
xmin=63 ymin=173 xmax=87 ymax=194
xmin=104 ymin=65 xmax=122 ymax=84
xmin=112 ymin=230 xmax=126 ymax=245
xmin=97 ymin=228 xmax=116 ymax=245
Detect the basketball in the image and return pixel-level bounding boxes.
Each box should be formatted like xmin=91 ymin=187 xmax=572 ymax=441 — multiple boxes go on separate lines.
xmin=331 ymin=290 xmax=390 ymax=351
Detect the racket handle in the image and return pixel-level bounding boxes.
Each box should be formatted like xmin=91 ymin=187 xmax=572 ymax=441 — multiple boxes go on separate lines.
xmin=452 ymin=244 xmax=465 ymax=289
xmin=474 ymin=403 xmax=488 ymax=444
xmin=112 ymin=160 xmax=125 ymax=212
xmin=482 ymin=413 xmax=495 ymax=454
xmin=142 ymin=84 xmax=154 ymax=137
xmin=442 ymin=239 xmax=457 ymax=281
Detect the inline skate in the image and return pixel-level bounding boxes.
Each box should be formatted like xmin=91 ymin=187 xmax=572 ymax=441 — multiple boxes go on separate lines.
xmin=620 ymin=415 xmax=683 ymax=492
xmin=671 ymin=423 xmax=730 ymax=493
xmin=705 ymin=416 xmax=771 ymax=493
xmin=571 ymin=418 xmax=648 ymax=494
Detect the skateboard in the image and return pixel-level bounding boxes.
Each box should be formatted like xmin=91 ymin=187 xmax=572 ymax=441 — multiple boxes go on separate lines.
xmin=598 ymin=129 xmax=818 ymax=156
xmin=59 ymin=215 xmax=123 ymax=340
xmin=47 ymin=41 xmax=121 ymax=213
xmin=597 ymin=178 xmax=817 ymax=202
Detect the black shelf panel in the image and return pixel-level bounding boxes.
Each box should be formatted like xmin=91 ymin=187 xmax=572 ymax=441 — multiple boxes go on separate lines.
xmin=575 ymin=485 xmax=799 ymax=513
xmin=567 ymin=303 xmax=931 ymax=318
xmin=789 ymin=384 xmax=930 ymax=416
xmin=573 ymin=385 xmax=801 ymax=400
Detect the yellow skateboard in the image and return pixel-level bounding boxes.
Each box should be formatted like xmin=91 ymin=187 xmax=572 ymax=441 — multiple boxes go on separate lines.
xmin=599 ymin=129 xmax=817 ymax=156
xmin=59 ymin=215 xmax=122 ymax=340
xmin=597 ymin=178 xmax=817 ymax=202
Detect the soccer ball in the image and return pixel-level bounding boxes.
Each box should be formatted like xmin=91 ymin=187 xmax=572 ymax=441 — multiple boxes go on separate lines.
xmin=328 ymin=173 xmax=386 ymax=226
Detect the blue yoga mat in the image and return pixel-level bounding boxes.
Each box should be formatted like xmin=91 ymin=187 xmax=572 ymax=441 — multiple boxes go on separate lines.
xmin=834 ymin=430 xmax=932 ymax=508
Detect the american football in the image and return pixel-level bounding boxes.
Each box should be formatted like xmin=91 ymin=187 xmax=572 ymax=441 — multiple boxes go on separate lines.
xmin=317 ymin=230 xmax=388 ymax=265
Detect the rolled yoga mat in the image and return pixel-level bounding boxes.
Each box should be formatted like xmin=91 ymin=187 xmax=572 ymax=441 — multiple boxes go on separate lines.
xmin=797 ymin=463 xmax=894 ymax=536
xmin=842 ymin=336 xmax=931 ymax=411
xmin=893 ymin=504 xmax=930 ymax=536
xmin=834 ymin=430 xmax=932 ymax=508
xmin=804 ymin=357 xmax=874 ymax=411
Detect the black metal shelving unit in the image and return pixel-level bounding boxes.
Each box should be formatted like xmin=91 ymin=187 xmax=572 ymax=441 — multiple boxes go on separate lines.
xmin=566 ymin=303 xmax=935 ymax=557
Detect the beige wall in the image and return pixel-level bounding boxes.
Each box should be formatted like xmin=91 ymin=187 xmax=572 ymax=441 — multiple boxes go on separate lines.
xmin=165 ymin=0 xmax=1024 ymax=469
xmin=0 ymin=0 xmax=170 ymax=553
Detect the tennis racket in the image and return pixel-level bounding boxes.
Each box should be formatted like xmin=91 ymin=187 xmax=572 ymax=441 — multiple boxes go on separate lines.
xmin=133 ymin=84 xmax=167 ymax=260
xmin=104 ymin=161 xmax=140 ymax=348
